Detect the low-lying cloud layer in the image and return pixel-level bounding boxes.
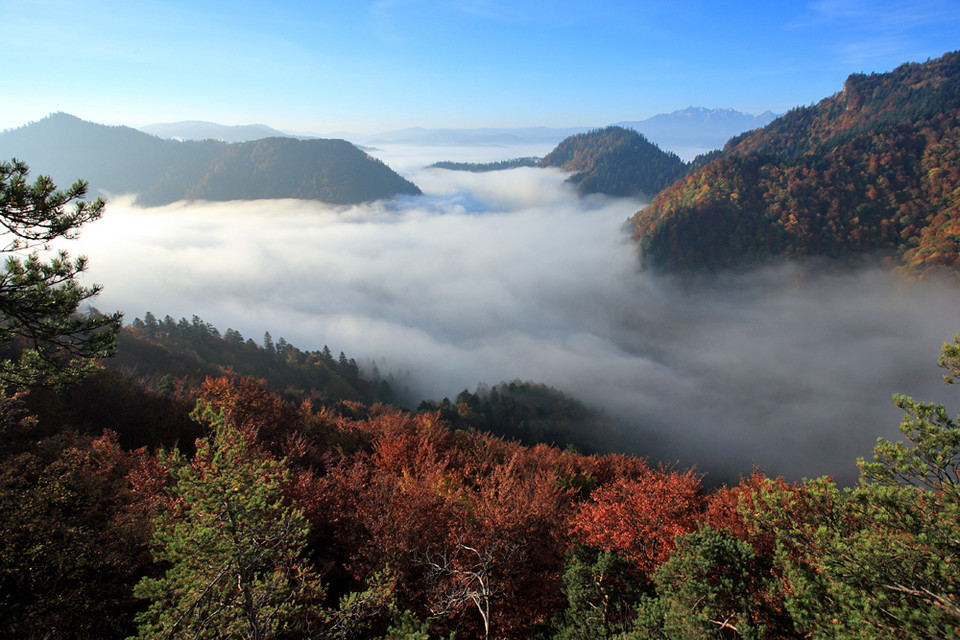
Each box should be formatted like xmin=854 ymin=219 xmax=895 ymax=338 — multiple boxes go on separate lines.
xmin=70 ymin=149 xmax=960 ymax=485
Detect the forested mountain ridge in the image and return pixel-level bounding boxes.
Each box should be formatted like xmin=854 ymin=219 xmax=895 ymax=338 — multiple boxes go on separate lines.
xmin=65 ymin=314 xmax=613 ymax=454
xmin=539 ymin=126 xmax=688 ymax=198
xmin=0 ymin=113 xmax=421 ymax=205
xmin=115 ymin=315 xmax=393 ymax=408
xmin=629 ymin=50 xmax=960 ymax=272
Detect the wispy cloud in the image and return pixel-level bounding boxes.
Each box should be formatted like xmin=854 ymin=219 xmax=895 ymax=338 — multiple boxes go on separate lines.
xmin=794 ymin=0 xmax=960 ymax=65
xmin=806 ymin=0 xmax=960 ymax=29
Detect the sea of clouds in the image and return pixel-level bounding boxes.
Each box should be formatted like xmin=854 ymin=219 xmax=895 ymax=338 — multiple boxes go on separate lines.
xmin=66 ymin=143 xmax=960 ymax=485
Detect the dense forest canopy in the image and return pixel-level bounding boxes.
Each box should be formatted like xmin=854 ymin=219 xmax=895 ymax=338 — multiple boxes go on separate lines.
xmin=630 ymin=50 xmax=960 ymax=273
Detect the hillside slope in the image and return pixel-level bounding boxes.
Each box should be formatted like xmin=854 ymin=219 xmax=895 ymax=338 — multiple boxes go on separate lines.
xmin=141 ymin=136 xmax=421 ymax=205
xmin=629 ymin=51 xmax=960 ymax=273
xmin=0 ymin=113 xmax=421 ymax=205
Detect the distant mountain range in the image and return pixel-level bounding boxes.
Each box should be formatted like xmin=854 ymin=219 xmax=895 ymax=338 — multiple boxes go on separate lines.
xmin=337 ymin=109 xmax=778 ymax=160
xmin=617 ymin=107 xmax=778 ymax=160
xmin=138 ymin=121 xmax=585 ymax=147
xmin=138 ymin=121 xmax=293 ymax=143
xmin=139 ymin=108 xmax=779 ymax=161
xmin=630 ymin=50 xmax=960 ymax=274
xmin=0 ymin=113 xmax=420 ymax=205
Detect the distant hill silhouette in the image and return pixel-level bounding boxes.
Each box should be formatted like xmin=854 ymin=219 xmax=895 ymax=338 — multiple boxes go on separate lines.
xmin=139 ymin=120 xmax=294 ymax=143
xmin=331 ymin=110 xmax=777 ymax=159
xmin=630 ymin=51 xmax=960 ymax=274
xmin=140 ymin=137 xmax=421 ymax=206
xmin=0 ymin=113 xmax=421 ymax=205
xmin=426 ymin=157 xmax=541 ymax=172
xmin=539 ymin=126 xmax=687 ymax=198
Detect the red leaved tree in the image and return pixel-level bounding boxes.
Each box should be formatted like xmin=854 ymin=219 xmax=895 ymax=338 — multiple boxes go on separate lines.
xmin=570 ymin=466 xmax=704 ymax=577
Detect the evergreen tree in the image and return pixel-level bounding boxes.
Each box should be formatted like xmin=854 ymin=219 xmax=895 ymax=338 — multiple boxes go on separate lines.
xmin=263 ymin=331 xmax=275 ymax=356
xmin=133 ymin=406 xmax=323 ymax=639
xmin=838 ymin=335 xmax=960 ymax=638
xmin=637 ymin=527 xmax=769 ymax=640
xmin=142 ymin=312 xmax=159 ymax=335
xmin=552 ymin=545 xmax=645 ymax=639
xmin=0 ymin=159 xmax=121 ymax=389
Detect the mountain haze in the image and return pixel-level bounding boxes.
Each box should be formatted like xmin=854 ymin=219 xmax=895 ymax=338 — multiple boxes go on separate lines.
xmin=139 ymin=120 xmax=295 ymax=143
xmin=302 ymin=108 xmax=774 ymax=158
xmin=630 ymin=50 xmax=960 ymax=273
xmin=617 ymin=107 xmax=779 ymax=159
xmin=0 ymin=113 xmax=420 ymax=205
xmin=342 ymin=126 xmax=590 ymax=147
xmin=0 ymin=113 xmax=212 ymax=198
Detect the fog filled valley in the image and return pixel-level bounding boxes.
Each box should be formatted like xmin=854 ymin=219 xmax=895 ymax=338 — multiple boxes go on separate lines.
xmin=63 ymin=142 xmax=960 ymax=486
xmin=7 ymin=0 xmax=960 ymax=634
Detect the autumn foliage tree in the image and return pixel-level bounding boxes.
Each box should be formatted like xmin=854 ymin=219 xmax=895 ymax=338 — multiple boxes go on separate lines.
xmin=0 ymin=431 xmax=150 ymax=638
xmin=569 ymin=466 xmax=704 ymax=578
xmin=418 ymin=448 xmax=573 ymax=639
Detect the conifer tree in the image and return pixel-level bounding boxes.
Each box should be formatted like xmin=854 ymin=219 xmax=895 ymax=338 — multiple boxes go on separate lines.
xmin=0 ymin=158 xmax=120 ymax=389
xmin=133 ymin=407 xmax=323 ymax=639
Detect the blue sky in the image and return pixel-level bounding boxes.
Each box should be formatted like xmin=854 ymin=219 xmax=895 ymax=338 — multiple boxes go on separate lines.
xmin=2 ymin=0 xmax=958 ymax=133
